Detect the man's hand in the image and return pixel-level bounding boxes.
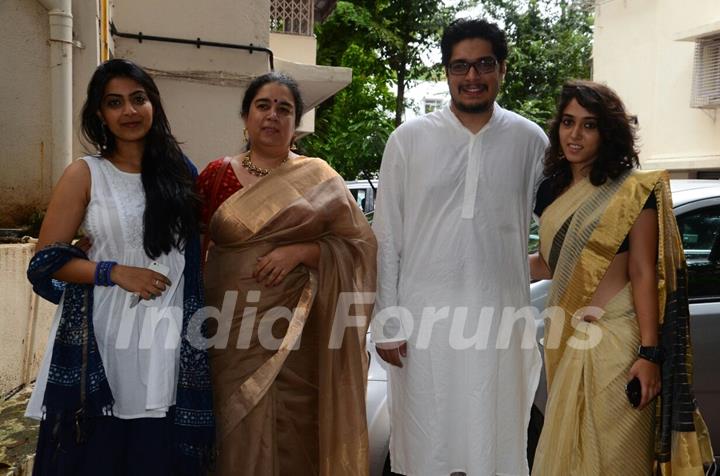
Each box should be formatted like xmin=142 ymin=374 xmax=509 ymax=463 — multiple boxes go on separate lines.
xmin=376 ymin=341 xmax=407 ymax=368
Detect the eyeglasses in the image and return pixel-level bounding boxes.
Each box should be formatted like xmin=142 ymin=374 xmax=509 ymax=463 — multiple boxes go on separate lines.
xmin=447 ymin=58 xmax=498 ymax=76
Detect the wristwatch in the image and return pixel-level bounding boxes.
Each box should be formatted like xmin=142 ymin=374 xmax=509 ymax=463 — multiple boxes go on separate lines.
xmin=638 ymin=345 xmax=664 ymax=364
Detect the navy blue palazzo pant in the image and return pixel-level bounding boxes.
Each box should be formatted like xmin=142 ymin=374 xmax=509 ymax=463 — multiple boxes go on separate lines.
xmin=32 ymin=408 xmax=175 ymax=476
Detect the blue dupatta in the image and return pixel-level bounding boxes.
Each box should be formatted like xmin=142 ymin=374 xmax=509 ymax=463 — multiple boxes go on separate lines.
xmin=27 ymin=160 xmax=214 ymax=474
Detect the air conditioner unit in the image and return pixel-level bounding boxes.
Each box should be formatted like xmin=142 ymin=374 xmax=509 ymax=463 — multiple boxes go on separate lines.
xmin=691 ymin=37 xmax=720 ymax=109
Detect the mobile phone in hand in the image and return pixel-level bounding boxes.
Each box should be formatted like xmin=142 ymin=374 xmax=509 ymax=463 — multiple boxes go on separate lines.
xmin=129 ymin=261 xmax=170 ymax=308
xmin=625 ymin=377 xmax=641 ymax=408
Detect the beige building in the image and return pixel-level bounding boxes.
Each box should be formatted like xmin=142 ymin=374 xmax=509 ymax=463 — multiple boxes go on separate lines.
xmin=0 ymin=0 xmax=349 ymax=396
xmin=0 ymin=0 xmax=350 ymax=227
xmin=593 ymin=0 xmax=720 ymax=178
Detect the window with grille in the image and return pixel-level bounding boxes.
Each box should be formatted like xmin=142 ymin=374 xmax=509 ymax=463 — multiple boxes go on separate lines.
xmin=270 ymin=0 xmax=314 ymax=36
xmin=691 ymin=36 xmax=720 ymax=108
xmin=424 ymin=98 xmax=443 ymax=114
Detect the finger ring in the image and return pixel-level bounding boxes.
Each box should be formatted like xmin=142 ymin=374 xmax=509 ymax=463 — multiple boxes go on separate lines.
xmin=149 ymin=293 xmax=157 ymax=300
xmin=153 ymin=279 xmax=160 ymax=286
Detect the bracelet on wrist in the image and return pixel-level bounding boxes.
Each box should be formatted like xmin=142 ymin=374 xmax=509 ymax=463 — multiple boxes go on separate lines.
xmin=94 ymin=261 xmax=118 ymax=287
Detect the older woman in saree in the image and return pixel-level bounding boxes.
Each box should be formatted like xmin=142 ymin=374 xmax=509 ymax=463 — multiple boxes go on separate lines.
xmin=529 ymin=81 xmax=714 ymax=475
xmin=196 ymin=72 xmax=377 ymax=476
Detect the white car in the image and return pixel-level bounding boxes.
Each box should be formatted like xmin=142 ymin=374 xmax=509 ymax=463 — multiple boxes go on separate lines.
xmin=367 ymin=179 xmax=720 ymax=475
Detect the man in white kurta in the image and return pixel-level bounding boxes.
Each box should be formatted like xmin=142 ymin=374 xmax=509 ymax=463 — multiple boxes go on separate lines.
xmin=371 ymin=18 xmax=547 ymax=476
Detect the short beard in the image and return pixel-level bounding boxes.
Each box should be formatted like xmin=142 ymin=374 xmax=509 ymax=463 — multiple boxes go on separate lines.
xmin=452 ymin=98 xmax=493 ymax=114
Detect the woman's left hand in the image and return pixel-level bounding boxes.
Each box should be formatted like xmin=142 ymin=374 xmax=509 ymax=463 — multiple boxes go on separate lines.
xmin=253 ymin=245 xmax=302 ymax=287
xmin=628 ymin=358 xmax=661 ymax=410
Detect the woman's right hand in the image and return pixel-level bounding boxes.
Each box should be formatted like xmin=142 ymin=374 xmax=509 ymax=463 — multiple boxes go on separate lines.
xmin=110 ymin=264 xmax=171 ymax=300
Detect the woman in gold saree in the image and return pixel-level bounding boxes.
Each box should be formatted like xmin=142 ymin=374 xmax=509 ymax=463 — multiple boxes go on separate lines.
xmin=197 ymin=73 xmax=377 ymax=475
xmin=529 ymin=81 xmax=714 ymax=475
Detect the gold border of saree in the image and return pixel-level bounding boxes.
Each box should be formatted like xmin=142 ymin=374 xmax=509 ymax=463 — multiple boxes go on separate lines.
xmin=537 ymin=170 xmax=714 ymax=475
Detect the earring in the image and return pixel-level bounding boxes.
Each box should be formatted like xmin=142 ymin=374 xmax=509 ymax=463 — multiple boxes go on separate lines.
xmin=558 ymin=151 xmax=566 ymax=161
xmin=290 ymin=139 xmax=298 ymax=151
xmin=100 ymin=123 xmax=108 ymax=151
xmin=243 ymin=128 xmax=249 ymax=142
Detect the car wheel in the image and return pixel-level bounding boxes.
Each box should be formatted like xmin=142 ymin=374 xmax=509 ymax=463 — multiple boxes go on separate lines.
xmin=527 ymin=404 xmax=544 ymax=471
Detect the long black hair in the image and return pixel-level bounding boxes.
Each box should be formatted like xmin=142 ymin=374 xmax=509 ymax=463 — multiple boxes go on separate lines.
xmin=81 ymin=59 xmax=200 ymax=258
xmin=544 ymin=80 xmax=640 ymax=194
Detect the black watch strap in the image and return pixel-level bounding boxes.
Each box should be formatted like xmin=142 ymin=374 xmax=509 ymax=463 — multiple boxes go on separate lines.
xmin=638 ymin=345 xmax=664 ymax=364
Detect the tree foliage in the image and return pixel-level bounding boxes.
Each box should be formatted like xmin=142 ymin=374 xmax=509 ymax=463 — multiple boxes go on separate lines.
xmin=302 ymin=0 xmax=593 ymax=179
xmin=479 ymin=0 xmax=594 ymax=127
xmin=301 ymin=0 xmax=462 ymax=180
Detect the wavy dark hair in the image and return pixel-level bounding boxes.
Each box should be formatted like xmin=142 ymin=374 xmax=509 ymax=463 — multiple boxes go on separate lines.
xmin=544 ymin=80 xmax=640 ymax=194
xmin=440 ymin=18 xmax=508 ymax=66
xmin=80 ymin=59 xmax=200 ymax=258
xmin=241 ymin=72 xmax=304 ymax=127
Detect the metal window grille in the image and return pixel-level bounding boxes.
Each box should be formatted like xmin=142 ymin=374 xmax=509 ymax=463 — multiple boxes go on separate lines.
xmin=270 ymin=0 xmax=314 ymax=36
xmin=691 ymin=36 xmax=720 ymax=109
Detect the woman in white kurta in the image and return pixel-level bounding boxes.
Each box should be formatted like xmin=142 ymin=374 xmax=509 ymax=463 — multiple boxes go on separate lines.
xmin=372 ymin=101 xmax=547 ymax=476
xmin=27 ymin=155 xmax=186 ymax=419
xmin=26 ymin=59 xmax=212 ymax=476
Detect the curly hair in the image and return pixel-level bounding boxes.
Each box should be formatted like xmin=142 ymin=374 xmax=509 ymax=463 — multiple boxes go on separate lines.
xmin=440 ymin=18 xmax=508 ymax=66
xmin=544 ymin=80 xmax=640 ymax=194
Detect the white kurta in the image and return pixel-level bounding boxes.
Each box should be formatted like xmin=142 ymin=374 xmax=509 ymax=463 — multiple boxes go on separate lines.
xmin=27 ymin=156 xmax=185 ymax=420
xmin=371 ymin=105 xmax=547 ymax=476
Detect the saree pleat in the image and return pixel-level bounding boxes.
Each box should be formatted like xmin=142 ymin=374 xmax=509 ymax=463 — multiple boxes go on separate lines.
xmin=533 ymin=283 xmax=655 ymax=475
xmin=533 ymin=170 xmax=714 ymax=475
xmin=204 ymin=157 xmax=377 ymax=476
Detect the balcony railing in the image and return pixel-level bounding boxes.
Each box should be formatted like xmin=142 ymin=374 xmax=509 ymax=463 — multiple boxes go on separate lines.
xmin=270 ymin=0 xmax=314 ymax=36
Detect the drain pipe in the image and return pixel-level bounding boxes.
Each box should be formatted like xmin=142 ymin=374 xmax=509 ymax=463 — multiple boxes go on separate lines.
xmin=37 ymin=0 xmax=73 ymax=186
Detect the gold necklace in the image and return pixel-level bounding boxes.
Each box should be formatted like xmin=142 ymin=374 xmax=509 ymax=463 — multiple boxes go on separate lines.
xmin=241 ymin=151 xmax=288 ymax=177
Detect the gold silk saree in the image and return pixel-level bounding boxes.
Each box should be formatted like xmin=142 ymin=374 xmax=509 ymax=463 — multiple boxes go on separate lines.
xmin=532 ymin=170 xmax=714 ymax=476
xmin=204 ymin=157 xmax=377 ymax=476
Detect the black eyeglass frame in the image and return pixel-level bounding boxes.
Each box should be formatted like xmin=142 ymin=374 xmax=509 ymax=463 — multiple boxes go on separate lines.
xmin=447 ymin=57 xmax=499 ymax=76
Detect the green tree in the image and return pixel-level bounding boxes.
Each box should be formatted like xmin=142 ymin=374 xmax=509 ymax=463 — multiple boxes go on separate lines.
xmin=372 ymin=0 xmax=457 ymax=126
xmin=301 ymin=42 xmax=395 ymax=180
xmin=301 ymin=0 xmax=464 ymax=179
xmin=480 ymin=0 xmax=594 ymax=127
xmin=300 ymin=2 xmax=395 ymax=180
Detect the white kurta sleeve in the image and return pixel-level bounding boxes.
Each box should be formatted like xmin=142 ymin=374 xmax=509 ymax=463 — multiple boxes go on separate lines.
xmin=531 ymin=133 xmax=549 ymax=223
xmin=371 ymin=133 xmax=410 ymax=344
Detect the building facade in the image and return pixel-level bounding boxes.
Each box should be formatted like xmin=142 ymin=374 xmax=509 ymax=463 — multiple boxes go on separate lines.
xmin=0 ymin=0 xmax=350 ymax=227
xmin=593 ymin=0 xmax=720 ymax=178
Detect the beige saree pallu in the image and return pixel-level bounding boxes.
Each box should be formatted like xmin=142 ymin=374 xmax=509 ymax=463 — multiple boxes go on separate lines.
xmin=532 ymin=170 xmax=714 ymax=476
xmin=204 ymin=157 xmax=377 ymax=476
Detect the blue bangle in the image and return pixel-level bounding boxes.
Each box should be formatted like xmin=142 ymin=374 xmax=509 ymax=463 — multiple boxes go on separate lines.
xmin=94 ymin=261 xmax=117 ymax=286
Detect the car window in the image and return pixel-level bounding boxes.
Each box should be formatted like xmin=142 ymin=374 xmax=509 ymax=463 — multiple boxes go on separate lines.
xmin=676 ymin=204 xmax=720 ymax=300
xmin=678 ymin=205 xmax=720 ymax=260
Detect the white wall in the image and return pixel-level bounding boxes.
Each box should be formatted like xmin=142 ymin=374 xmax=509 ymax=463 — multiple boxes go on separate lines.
xmin=593 ymin=0 xmax=720 ymax=174
xmin=270 ymin=32 xmax=316 ymax=64
xmin=0 ymin=244 xmax=56 ymax=396
xmin=112 ymin=0 xmax=273 ymax=169
xmin=0 ymin=0 xmax=53 ymax=226
xmin=0 ymin=0 xmax=105 ymax=226
xmin=404 ymin=81 xmax=450 ymax=121
xmin=72 ymin=0 xmax=103 ymax=160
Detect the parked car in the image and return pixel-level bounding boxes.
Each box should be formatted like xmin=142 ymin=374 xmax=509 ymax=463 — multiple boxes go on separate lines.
xmin=347 ymin=179 xmax=378 ymax=214
xmin=367 ymin=179 xmax=720 ymax=475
